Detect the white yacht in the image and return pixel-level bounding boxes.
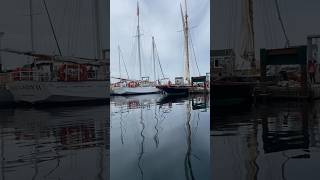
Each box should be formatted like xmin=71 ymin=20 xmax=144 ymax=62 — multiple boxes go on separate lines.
xmin=3 ymin=0 xmax=109 ymax=104
xmin=6 ymin=54 xmax=109 ymax=104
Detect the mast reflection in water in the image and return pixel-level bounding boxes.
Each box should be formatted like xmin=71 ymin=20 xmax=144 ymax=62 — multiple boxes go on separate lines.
xmin=0 ymin=105 xmax=109 ymax=180
xmin=211 ymin=102 xmax=320 ymax=180
xmin=111 ymin=94 xmax=210 ymax=180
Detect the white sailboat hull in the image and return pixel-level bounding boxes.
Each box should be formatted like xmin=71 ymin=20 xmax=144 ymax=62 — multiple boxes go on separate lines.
xmin=111 ymin=86 xmax=160 ymax=95
xmin=7 ymin=81 xmax=109 ymax=104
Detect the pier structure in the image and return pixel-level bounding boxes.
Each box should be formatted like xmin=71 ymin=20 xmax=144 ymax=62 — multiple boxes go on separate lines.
xmin=259 ymin=45 xmax=320 ymax=100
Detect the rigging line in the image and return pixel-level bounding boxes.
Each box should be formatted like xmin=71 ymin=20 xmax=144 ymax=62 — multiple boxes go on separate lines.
xmin=260 ymin=0 xmax=269 ymax=48
xmin=75 ymin=0 xmax=82 ymax=54
xmin=189 ymin=32 xmax=200 ymax=76
xmin=90 ymin=0 xmax=96 ymax=58
xmin=67 ymin=0 xmax=75 ymax=55
xmin=226 ymin=0 xmax=231 ymax=49
xmin=230 ymin=0 xmax=236 ymax=49
xmin=231 ymin=0 xmax=237 ymax=49
xmin=225 ymin=0 xmax=230 ymax=49
xmin=274 ymin=0 xmax=290 ymax=47
xmin=131 ymin=35 xmax=138 ymax=78
xmin=71 ymin=0 xmax=79 ymax=55
xmin=154 ymin=41 xmax=165 ymax=79
xmin=70 ymin=0 xmax=76 ymax=55
xmin=42 ymin=0 xmax=62 ymax=56
xmin=120 ymin=47 xmax=130 ymax=79
xmin=60 ymin=1 xmax=68 ymax=53
xmin=267 ymin=1 xmax=275 ymax=48
xmin=265 ymin=0 xmax=275 ymax=48
xmin=151 ymin=38 xmax=156 ymax=81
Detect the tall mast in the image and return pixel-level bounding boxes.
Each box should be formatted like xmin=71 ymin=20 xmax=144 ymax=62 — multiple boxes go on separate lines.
xmin=240 ymin=0 xmax=256 ymax=70
xmin=118 ymin=45 xmax=122 ymax=79
xmin=29 ymin=0 xmax=34 ymax=52
xmin=248 ymin=0 xmax=255 ymax=69
xmin=0 ymin=32 xmax=4 ymax=72
xmin=94 ymin=0 xmax=102 ymax=59
xmin=137 ymin=1 xmax=142 ymax=79
xmin=152 ymin=36 xmax=156 ymax=82
xmin=181 ymin=0 xmax=190 ymax=84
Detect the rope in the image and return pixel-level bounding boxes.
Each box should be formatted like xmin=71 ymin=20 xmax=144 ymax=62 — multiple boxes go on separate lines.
xmin=274 ymin=0 xmax=290 ymax=47
xmin=189 ymin=32 xmax=200 ymax=76
xmin=119 ymin=47 xmax=130 ymax=79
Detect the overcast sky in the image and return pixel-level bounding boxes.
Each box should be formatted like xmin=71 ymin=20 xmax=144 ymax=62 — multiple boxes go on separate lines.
xmin=212 ymin=0 xmax=320 ymax=67
xmin=0 ymin=0 xmax=108 ymax=70
xmin=110 ymin=0 xmax=210 ymax=82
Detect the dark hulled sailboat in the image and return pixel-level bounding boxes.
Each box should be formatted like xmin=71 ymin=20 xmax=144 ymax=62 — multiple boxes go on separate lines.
xmin=211 ymin=0 xmax=258 ymax=107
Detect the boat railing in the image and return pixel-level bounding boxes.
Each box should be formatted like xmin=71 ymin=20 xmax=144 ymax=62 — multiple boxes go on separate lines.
xmin=9 ymin=70 xmax=102 ymax=82
xmin=10 ymin=70 xmax=51 ymax=82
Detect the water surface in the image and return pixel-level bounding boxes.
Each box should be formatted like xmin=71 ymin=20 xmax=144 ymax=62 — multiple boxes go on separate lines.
xmin=111 ymin=94 xmax=210 ymax=180
xmin=0 ymin=105 xmax=109 ymax=180
xmin=211 ymin=101 xmax=320 ymax=180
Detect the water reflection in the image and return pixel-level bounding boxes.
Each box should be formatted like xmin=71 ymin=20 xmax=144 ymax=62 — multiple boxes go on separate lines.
xmin=111 ymin=94 xmax=210 ymax=180
xmin=211 ymin=101 xmax=320 ymax=180
xmin=0 ymin=105 xmax=109 ymax=180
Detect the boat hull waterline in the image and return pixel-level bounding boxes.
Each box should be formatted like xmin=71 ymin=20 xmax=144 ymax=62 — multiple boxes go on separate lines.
xmin=111 ymin=86 xmax=160 ymax=95
xmin=156 ymin=85 xmax=190 ymax=95
xmin=7 ymin=81 xmax=109 ymax=104
xmin=211 ymin=82 xmax=256 ymax=107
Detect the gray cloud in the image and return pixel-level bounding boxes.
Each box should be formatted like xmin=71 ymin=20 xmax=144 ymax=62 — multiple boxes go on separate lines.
xmin=110 ymin=0 xmax=210 ymax=81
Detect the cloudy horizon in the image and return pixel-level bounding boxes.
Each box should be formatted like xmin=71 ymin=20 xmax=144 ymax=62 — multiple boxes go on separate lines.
xmin=110 ymin=0 xmax=210 ymax=82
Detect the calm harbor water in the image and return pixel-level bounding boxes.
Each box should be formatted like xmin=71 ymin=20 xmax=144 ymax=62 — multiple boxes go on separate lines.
xmin=211 ymin=101 xmax=320 ymax=180
xmin=110 ymin=94 xmax=210 ymax=180
xmin=0 ymin=105 xmax=109 ymax=180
